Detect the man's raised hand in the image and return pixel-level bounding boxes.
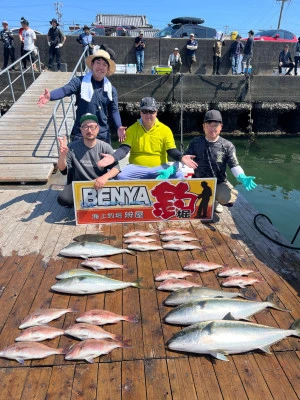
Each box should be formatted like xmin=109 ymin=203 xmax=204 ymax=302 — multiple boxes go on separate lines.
xmin=58 ymin=136 xmax=68 ymax=156
xmin=37 ymin=88 xmax=50 ymax=107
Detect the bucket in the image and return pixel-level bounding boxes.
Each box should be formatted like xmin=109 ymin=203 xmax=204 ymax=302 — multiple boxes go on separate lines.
xmin=230 ymin=31 xmax=238 ymax=40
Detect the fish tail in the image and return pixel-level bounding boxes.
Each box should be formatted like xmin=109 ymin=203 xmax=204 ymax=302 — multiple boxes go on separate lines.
xmin=118 ymin=338 xmax=132 ymax=348
xmin=240 ymin=288 xmax=257 ymax=300
xmin=121 ymin=265 xmax=130 ymax=270
xmin=114 ymin=334 xmax=124 ymax=342
xmin=266 ymin=293 xmax=291 ymax=312
xmin=290 ymin=318 xmax=300 ymax=336
xmin=59 ymin=345 xmax=70 ymax=355
xmin=125 ymin=314 xmax=140 ymax=323
xmin=68 ymin=308 xmax=79 ymax=313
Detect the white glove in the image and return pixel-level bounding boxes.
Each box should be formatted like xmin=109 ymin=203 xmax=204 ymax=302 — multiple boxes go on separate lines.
xmin=48 ymin=42 xmax=51 ymax=46
xmin=59 ymin=43 xmax=63 ymax=48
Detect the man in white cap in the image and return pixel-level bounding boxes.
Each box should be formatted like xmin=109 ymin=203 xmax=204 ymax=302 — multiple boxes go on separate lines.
xmin=168 ymin=47 xmax=182 ymax=74
xmin=186 ymin=33 xmax=198 ymax=73
xmin=37 ymin=49 xmax=126 ymax=143
xmin=56 ymin=113 xmax=120 ymax=207
xmin=181 ymin=110 xmax=257 ymax=213
xmin=135 ymin=30 xmax=146 ymax=73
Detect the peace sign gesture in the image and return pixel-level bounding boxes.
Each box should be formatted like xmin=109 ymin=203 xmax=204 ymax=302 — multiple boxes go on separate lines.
xmin=58 ymin=136 xmax=68 ymax=156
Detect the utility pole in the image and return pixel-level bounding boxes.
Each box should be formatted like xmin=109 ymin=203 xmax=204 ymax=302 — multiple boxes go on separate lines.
xmin=277 ymin=0 xmax=290 ymax=29
xmin=54 ymin=2 xmax=63 ymax=26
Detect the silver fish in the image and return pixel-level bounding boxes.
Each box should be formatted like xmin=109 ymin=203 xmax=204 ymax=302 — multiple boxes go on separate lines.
xmin=0 ymin=342 xmax=66 ymax=364
xmin=73 ymin=234 xmax=116 ymax=242
xmin=51 ymin=275 xmax=142 ymax=295
xmin=123 ymin=230 xmax=157 ymax=237
xmin=19 ymin=308 xmax=77 ymax=329
xmin=166 ymin=317 xmax=300 ymax=361
xmin=64 ymin=323 xmax=123 ymax=342
xmin=164 ymin=294 xmax=290 ymax=325
xmin=59 ymin=242 xmax=135 ymax=258
xmin=218 ymin=267 xmax=256 ymax=277
xmin=123 ymin=236 xmax=157 ymax=244
xmin=76 ymin=309 xmax=139 ymax=325
xmin=164 ymin=286 xmax=252 ymax=306
xmin=160 ymin=229 xmax=192 ymax=235
xmin=81 ymin=258 xmax=128 ymax=271
xmin=160 ymin=235 xmax=199 ymax=242
xmin=155 ymin=270 xmax=197 ymax=281
xmin=56 ymin=269 xmax=101 ymax=279
xmin=183 ymin=260 xmax=224 ymax=272
xmin=127 ymin=243 xmax=163 ymax=252
xmin=15 ymin=326 xmax=65 ymax=342
xmin=157 ymin=279 xmax=202 ymax=291
xmin=162 ymin=241 xmax=203 ymax=251
xmin=65 ymin=338 xmax=131 ymax=363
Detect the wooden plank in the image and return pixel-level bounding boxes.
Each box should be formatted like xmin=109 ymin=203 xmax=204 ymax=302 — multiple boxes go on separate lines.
xmin=121 ymin=360 xmax=147 ymax=400
xmin=275 ymin=351 xmax=300 ymax=398
xmin=144 ymin=358 xmax=172 ymax=400
xmin=0 ymin=164 xmax=54 ymax=183
xmin=20 ymin=367 xmax=52 ymax=400
xmin=167 ymin=358 xmax=198 ymax=400
xmin=46 ymin=365 xmax=75 ymax=400
xmin=97 ymin=362 xmax=122 ymax=400
xmin=0 ymin=367 xmax=29 ymax=400
xmin=71 ymin=364 xmax=98 ymax=400
xmin=0 ymin=159 xmax=57 ymax=164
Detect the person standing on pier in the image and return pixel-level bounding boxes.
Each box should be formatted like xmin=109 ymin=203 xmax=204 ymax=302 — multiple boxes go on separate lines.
xmin=56 ymin=113 xmax=120 ymax=207
xmin=76 ymin=25 xmax=95 ymax=57
xmin=212 ymin=31 xmax=225 ymax=75
xmin=0 ymin=21 xmax=16 ymax=71
xmin=181 ymin=110 xmax=257 ymax=213
xmin=242 ymin=30 xmax=254 ymax=74
xmin=230 ymin=34 xmax=244 ymax=75
xmin=135 ymin=30 xmax=146 ymax=73
xmin=186 ymin=33 xmax=198 ymax=73
xmin=47 ymin=18 xmax=66 ymax=71
xmin=294 ymin=37 xmax=300 ymax=75
xmin=37 ymin=49 xmax=126 ymax=143
xmin=21 ymin=19 xmax=37 ymax=70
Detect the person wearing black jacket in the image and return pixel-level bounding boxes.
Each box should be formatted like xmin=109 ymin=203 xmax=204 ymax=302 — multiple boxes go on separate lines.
xmin=0 ymin=21 xmax=16 ymax=70
xmin=278 ymin=44 xmax=294 ymax=75
xmin=47 ymin=18 xmax=66 ymax=71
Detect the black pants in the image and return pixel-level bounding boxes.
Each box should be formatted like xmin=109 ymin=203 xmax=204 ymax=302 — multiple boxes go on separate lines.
xmin=2 ymin=47 xmax=15 ymax=69
xmin=278 ymin=62 xmax=294 ymax=75
xmin=294 ymin=56 xmax=300 ymax=75
xmin=22 ymin=50 xmax=36 ymax=68
xmin=213 ymin=55 xmax=221 ymax=73
xmin=57 ymin=184 xmax=74 ymax=207
xmin=49 ymin=46 xmax=61 ymax=70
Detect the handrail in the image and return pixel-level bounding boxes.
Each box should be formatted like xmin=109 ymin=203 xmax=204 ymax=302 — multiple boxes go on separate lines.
xmin=0 ymin=48 xmax=42 ymax=103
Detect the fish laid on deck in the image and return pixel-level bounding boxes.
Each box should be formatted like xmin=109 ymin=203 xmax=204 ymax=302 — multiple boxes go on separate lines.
xmin=19 ymin=308 xmax=77 ymax=329
xmin=76 ymin=309 xmax=139 ymax=325
xmin=51 ymin=275 xmax=142 ymax=295
xmin=155 ymin=270 xmax=197 ymax=281
xmin=15 ymin=326 xmax=65 ymax=342
xmin=159 ymin=229 xmax=192 ymax=235
xmin=0 ymin=342 xmax=66 ymax=364
xmin=73 ymin=234 xmax=116 ymax=242
xmin=123 ymin=230 xmax=157 ymax=237
xmin=65 ymin=323 xmax=124 ymax=342
xmin=163 ymin=294 xmax=290 ymax=325
xmin=127 ymin=243 xmax=163 ymax=252
xmin=59 ymin=242 xmax=135 ymax=258
xmin=217 ymin=267 xmax=256 ymax=277
xmin=221 ymin=276 xmax=264 ymax=288
xmin=81 ymin=258 xmax=128 ymax=271
xmin=166 ymin=318 xmax=300 ymax=361
xmin=164 ymin=287 xmax=252 ymax=306
xmin=65 ymin=338 xmax=132 ymax=364
xmin=123 ymin=236 xmax=157 ymax=244
xmin=157 ymin=279 xmax=202 ymax=291
xmin=56 ymin=269 xmax=101 ymax=279
xmin=160 ymin=235 xmax=199 ymax=242
xmin=183 ymin=260 xmax=224 ymax=272
xmin=162 ymin=242 xmax=203 ymax=251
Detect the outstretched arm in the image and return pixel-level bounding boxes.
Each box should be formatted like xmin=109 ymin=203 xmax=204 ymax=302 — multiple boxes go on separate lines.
xmin=37 ymin=88 xmax=50 ymax=107
xmin=94 ymin=167 xmax=120 ymax=190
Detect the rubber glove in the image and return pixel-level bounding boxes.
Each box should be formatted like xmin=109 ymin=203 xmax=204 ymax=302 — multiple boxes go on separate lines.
xmin=156 ymin=165 xmax=177 ymax=180
xmin=236 ymin=173 xmax=257 ymax=191
xmin=48 ymin=42 xmax=51 ymax=46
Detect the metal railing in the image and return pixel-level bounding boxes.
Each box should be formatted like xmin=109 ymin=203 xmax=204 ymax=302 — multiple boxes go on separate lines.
xmin=0 ymin=48 xmax=42 ymax=103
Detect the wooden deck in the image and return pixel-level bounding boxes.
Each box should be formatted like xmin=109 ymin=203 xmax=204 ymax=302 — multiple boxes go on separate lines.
xmin=0 ymin=187 xmax=299 ymax=400
xmin=0 ymin=72 xmax=73 ymax=184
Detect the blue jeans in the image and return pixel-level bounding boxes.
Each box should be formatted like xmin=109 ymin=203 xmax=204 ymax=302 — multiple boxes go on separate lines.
xmin=231 ymin=55 xmax=242 ymax=74
xmin=136 ymin=50 xmax=144 ymax=72
xmin=116 ymin=163 xmax=184 ymax=180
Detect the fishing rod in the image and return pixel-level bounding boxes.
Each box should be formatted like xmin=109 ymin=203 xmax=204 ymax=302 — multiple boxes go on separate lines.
xmin=254 ymin=214 xmax=300 ymax=250
xmin=180 ymin=73 xmax=184 ymax=153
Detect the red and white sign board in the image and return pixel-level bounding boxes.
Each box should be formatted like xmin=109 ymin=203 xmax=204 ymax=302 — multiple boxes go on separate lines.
xmin=73 ymin=178 xmax=216 ymax=225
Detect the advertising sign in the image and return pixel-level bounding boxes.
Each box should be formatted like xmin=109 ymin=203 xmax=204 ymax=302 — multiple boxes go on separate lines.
xmin=73 ymin=178 xmax=216 ymax=225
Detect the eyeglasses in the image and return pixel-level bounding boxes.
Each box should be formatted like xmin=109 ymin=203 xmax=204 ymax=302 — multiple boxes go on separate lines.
xmin=81 ymin=124 xmax=98 ymax=131
xmin=141 ymin=110 xmax=156 ymax=114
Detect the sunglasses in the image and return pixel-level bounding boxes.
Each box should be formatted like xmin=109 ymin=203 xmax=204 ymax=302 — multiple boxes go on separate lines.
xmin=141 ymin=110 xmax=156 ymax=114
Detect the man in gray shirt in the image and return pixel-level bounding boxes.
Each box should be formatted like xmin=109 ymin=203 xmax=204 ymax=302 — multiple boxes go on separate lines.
xmin=57 ymin=113 xmax=120 ymax=207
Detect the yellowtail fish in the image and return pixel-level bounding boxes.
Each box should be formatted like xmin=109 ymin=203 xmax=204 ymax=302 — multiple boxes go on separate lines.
xmin=56 ymin=268 xmax=101 ymax=279
xmin=166 ymin=317 xmax=300 ymax=361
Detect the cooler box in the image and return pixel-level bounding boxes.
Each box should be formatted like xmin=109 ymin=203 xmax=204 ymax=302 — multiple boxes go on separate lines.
xmin=126 ymin=64 xmax=137 ymax=74
xmin=115 ymin=64 xmax=126 ymax=74
xmin=153 ymin=65 xmax=172 ymax=75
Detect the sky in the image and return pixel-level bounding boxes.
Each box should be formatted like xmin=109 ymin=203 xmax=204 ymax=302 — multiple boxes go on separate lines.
xmin=1 ymin=0 xmax=300 ymax=37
